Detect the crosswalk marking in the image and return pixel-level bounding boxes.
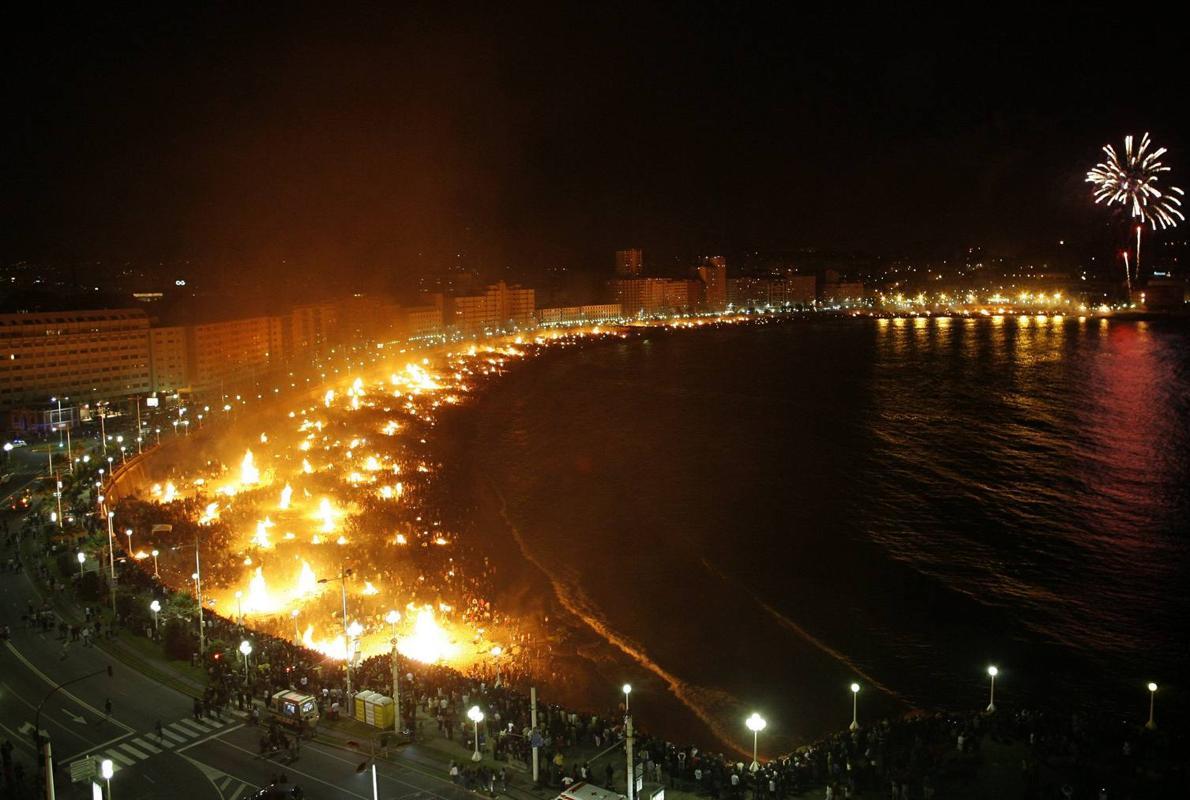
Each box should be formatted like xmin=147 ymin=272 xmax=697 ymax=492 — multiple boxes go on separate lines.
xmin=77 ymin=713 xmax=242 ymax=777
xmin=174 ymin=718 xmax=209 ymax=736
xmin=133 ymin=737 xmax=162 ymax=754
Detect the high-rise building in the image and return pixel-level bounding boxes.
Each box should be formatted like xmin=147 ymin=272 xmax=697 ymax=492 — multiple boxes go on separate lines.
xmin=0 ymin=309 xmax=151 ymax=414
xmin=615 ymin=248 xmax=644 ymax=277
xmin=188 ymin=316 xmax=285 ymax=395
xmin=289 ymin=302 xmax=339 ymax=356
xmin=611 ymin=278 xmax=702 ymax=315
xmin=451 ymin=281 xmax=536 ymax=332
xmin=149 ymin=326 xmax=189 ymax=394
xmin=697 ymin=256 xmax=728 ymax=310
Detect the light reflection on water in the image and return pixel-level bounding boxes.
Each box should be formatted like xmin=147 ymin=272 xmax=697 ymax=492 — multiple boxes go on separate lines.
xmin=473 ymin=317 xmax=1190 ymax=752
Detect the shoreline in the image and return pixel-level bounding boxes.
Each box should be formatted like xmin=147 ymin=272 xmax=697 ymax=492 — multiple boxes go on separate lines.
xmin=109 ymin=312 xmax=1188 ymax=757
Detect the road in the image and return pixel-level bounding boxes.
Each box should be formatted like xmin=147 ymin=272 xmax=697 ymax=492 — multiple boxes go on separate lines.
xmin=1 ymin=519 xmax=493 ymax=800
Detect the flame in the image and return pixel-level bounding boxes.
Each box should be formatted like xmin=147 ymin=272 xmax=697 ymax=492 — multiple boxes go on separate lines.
xmin=317 ymin=498 xmax=336 ymax=532
xmin=363 ymin=456 xmax=381 ymax=471
xmin=162 ymin=482 xmax=178 ymax=503
xmin=260 ymin=432 xmax=268 ymax=444
xmin=198 ymin=502 xmax=220 ymax=525
xmin=398 ymin=608 xmax=459 ymax=664
xmin=244 ymin=566 xmax=278 ymax=614
xmin=395 ymin=533 xmax=407 ymax=545
xmin=296 ymin=560 xmax=318 ymax=596
xmin=301 ymin=459 xmax=313 ymax=474
xmin=252 ymin=517 xmax=274 ymax=549
xmin=323 ymin=389 xmax=335 ymax=408
xmin=362 ymin=581 xmax=379 ymax=596
xmin=279 ymin=483 xmax=292 ymax=510
xmin=395 ymin=363 xmax=441 ymax=392
xmin=241 ymin=450 xmax=260 ymax=485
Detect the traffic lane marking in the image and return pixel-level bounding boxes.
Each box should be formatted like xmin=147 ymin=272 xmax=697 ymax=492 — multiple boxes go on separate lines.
xmin=185 ymin=735 xmax=371 ymax=799
xmin=300 ymin=739 xmax=468 ymax=800
xmin=3 ymin=641 xmax=134 ymax=733
xmin=0 ymin=721 xmax=39 ymax=753
xmin=0 ymin=680 xmax=104 ymax=747
xmin=61 ymin=731 xmax=136 ymax=762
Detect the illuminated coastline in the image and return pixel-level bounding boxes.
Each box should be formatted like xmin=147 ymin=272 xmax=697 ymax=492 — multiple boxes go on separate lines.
xmin=113 ymin=305 xmax=1133 ymax=680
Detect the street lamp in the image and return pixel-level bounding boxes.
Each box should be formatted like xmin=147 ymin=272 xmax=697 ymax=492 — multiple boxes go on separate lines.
xmin=468 ymin=705 xmax=485 ymax=761
xmin=151 ymin=549 xmax=159 ymax=578
xmin=622 ymin=683 xmax=632 ymax=713
xmin=986 ymin=665 xmax=998 ymax=713
xmin=386 ymin=609 xmax=402 ymax=737
xmin=1145 ymin=682 xmax=1158 ymax=730
xmin=745 ymin=712 xmax=766 ymax=771
xmin=150 ymin=600 xmax=161 ymax=637
xmin=317 ymin=566 xmax=354 ymax=696
xmin=239 ymin=639 xmax=253 ymax=684
xmin=77 ymin=551 xmax=86 ymax=579
xmin=125 ymin=528 xmax=133 ymax=557
xmin=101 ymin=757 xmax=114 ymax=798
xmin=849 ymin=683 xmax=861 ymax=731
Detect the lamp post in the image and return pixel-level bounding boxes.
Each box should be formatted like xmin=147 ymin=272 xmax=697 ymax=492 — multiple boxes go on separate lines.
xmin=624 ymin=684 xmax=636 ymax=800
xmin=746 ymin=712 xmax=766 ymax=772
xmin=101 ymin=757 xmax=114 ymax=799
xmin=36 ymin=666 xmax=113 ymax=799
xmin=386 ymin=610 xmax=402 ymax=737
xmin=1145 ymin=682 xmax=1158 ymax=730
xmin=151 ymin=549 xmax=159 ymax=578
xmin=150 ymin=600 xmax=161 ymax=638
xmin=467 ymin=705 xmax=484 ymax=761
xmin=105 ymin=508 xmax=117 ymax=617
xmin=239 ymin=640 xmax=253 ymax=685
xmin=849 ymin=683 xmax=860 ymax=731
xmin=235 ymin=591 xmax=244 ymax=628
xmin=986 ymin=666 xmax=998 ymax=713
xmin=77 ymin=551 xmax=86 ymax=579
xmin=406 ymin=672 xmax=416 ymax=742
xmin=124 ymin=528 xmax=133 ymax=558
xmin=318 ymin=566 xmax=353 ymax=697
xmin=52 ymin=396 xmax=64 ymax=448
xmin=55 ymin=478 xmax=64 ymax=528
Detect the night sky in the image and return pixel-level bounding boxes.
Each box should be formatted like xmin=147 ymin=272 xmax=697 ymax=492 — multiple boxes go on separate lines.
xmin=1 ymin=3 xmax=1184 ymax=283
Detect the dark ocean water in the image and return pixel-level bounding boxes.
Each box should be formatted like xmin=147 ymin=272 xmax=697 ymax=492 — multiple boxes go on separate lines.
xmin=464 ymin=316 xmax=1190 ymax=756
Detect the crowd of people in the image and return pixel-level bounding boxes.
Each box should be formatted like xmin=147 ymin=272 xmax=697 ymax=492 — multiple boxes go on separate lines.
xmin=3 ymin=499 xmax=1187 ymax=800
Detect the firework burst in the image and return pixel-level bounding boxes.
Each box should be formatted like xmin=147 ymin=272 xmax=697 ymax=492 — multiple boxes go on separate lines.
xmin=1087 ymin=133 xmax=1184 ymax=230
